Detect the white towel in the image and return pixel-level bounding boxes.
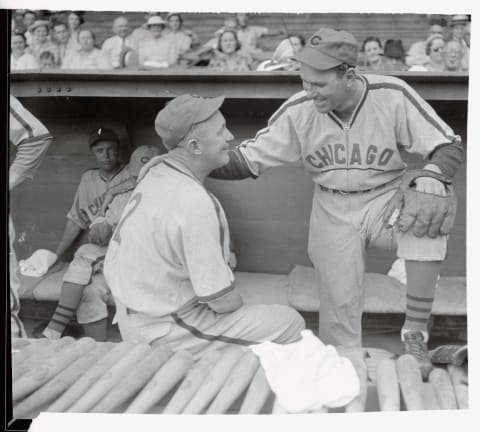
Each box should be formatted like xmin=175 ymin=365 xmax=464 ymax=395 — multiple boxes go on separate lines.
xmin=19 ymin=249 xmax=57 ymax=277
xmin=250 ymin=330 xmax=360 ymax=413
xmin=388 ymin=258 xmax=407 ymax=285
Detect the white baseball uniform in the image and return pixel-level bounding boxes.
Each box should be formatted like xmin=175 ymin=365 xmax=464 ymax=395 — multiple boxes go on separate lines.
xmin=231 ymin=73 xmax=462 ymax=348
xmin=9 ymin=96 xmax=53 ymax=338
xmin=104 ymin=158 xmax=304 ymax=357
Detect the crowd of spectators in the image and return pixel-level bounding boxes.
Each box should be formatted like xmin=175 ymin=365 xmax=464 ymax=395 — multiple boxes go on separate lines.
xmin=10 ymin=10 xmax=470 ymax=73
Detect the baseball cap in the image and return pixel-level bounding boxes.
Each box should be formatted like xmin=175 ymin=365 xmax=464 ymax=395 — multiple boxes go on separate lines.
xmin=88 ymin=127 xmax=120 ymax=148
xmin=128 ymin=145 xmax=161 ymax=177
xmin=154 ymin=94 xmax=225 ymax=150
xmin=147 ymin=16 xmax=167 ymax=27
xmin=294 ymin=28 xmax=358 ymax=70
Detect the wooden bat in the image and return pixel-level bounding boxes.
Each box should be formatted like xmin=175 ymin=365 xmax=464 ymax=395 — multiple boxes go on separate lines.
xmin=376 ymin=358 xmax=400 ymax=411
xmin=396 ymin=354 xmax=424 ymax=410
xmin=428 ymin=368 xmax=457 ymax=409
xmin=239 ymin=365 xmax=272 ymax=414
xmin=448 ymin=364 xmax=468 ymax=409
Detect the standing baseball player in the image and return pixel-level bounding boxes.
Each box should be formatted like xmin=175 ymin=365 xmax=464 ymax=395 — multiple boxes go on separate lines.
xmin=205 ymin=28 xmax=462 ymax=377
xmin=104 ymin=94 xmax=305 ymax=358
xmin=23 ymin=128 xmax=131 ymax=340
xmin=9 ymin=95 xmax=53 ymax=338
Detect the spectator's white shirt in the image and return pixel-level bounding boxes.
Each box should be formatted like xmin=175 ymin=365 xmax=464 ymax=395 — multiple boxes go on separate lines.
xmin=25 ymin=31 xmax=34 ymax=46
xmin=163 ymin=31 xmax=192 ymax=54
xmin=61 ymin=48 xmax=110 ymax=70
xmin=66 ymin=29 xmax=81 ymax=55
xmin=11 ymin=52 xmax=39 ymax=70
xmin=102 ymin=34 xmax=134 ymax=68
xmin=138 ymin=36 xmax=179 ymax=67
xmin=130 ymin=26 xmax=152 ymax=52
xmin=26 ymin=39 xmax=59 ymax=63
xmin=406 ymin=40 xmax=428 ymax=67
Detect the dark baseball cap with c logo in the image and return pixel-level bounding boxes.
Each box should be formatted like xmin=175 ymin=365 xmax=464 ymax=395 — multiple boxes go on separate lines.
xmin=294 ymin=28 xmax=358 ymax=70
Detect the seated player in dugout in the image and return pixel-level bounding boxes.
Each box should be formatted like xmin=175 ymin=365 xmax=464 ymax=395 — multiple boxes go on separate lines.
xmin=29 ymin=128 xmax=132 ymax=340
xmin=104 ymin=95 xmax=305 ymax=359
xmin=143 ymin=29 xmax=464 ymax=378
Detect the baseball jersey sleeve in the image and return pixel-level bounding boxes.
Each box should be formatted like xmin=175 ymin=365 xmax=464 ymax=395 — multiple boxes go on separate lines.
xmin=9 ymin=95 xmax=52 ymax=180
xmin=176 ymin=194 xmax=234 ymax=303
xmin=67 ymin=174 xmax=94 ymax=230
xmin=237 ymin=95 xmax=305 ymax=176
xmin=395 ymin=80 xmax=460 ymax=157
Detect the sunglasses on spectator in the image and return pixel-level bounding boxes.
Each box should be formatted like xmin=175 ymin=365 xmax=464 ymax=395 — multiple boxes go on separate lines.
xmin=431 ymin=47 xmax=444 ymax=52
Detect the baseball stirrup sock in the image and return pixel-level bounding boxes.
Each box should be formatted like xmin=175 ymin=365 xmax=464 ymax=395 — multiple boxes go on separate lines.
xmin=45 ymin=282 xmax=85 ymax=335
xmin=402 ymin=260 xmax=441 ymax=339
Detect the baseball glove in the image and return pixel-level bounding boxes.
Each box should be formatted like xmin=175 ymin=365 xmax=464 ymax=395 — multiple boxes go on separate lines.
xmin=88 ymin=221 xmax=114 ymax=247
xmin=383 ymin=170 xmax=457 ymax=238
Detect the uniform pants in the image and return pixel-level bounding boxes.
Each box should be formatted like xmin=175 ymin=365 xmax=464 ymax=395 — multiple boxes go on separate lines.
xmin=308 ymin=182 xmax=447 ymax=349
xmin=9 ymin=218 xmax=26 ymax=339
xmin=114 ymin=298 xmax=305 ymax=359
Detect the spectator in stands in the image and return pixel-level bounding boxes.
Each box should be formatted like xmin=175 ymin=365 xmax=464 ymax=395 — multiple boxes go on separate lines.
xmin=11 ymin=32 xmax=39 ymax=70
xmin=39 ymin=50 xmax=57 ymax=70
xmin=360 ymin=36 xmax=389 ymax=71
xmin=409 ymin=35 xmax=446 ymax=72
xmin=257 ymin=34 xmax=305 ymax=71
xmin=196 ymin=16 xmax=238 ymax=56
xmin=62 ymin=29 xmax=110 ymax=70
xmin=449 ymin=14 xmax=469 ymax=71
xmin=406 ymin=16 xmax=446 ymax=67
xmin=443 ymin=39 xmax=466 ymax=72
xmin=164 ymin=13 xmax=193 ymax=56
xmin=26 ymin=20 xmax=58 ymax=64
xmin=65 ymin=11 xmax=84 ymax=57
xmin=22 ymin=10 xmax=37 ymax=46
xmin=382 ymin=39 xmax=408 ymax=71
xmin=235 ymin=13 xmax=285 ymax=61
xmin=102 ymin=15 xmax=134 ymax=69
xmin=130 ymin=12 xmax=164 ymax=52
xmin=53 ymin=22 xmax=71 ymax=66
xmin=138 ymin=15 xmax=179 ymax=69
xmin=209 ymin=30 xmax=253 ymax=72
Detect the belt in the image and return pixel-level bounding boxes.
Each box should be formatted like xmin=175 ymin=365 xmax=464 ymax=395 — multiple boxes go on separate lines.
xmin=317 ymin=177 xmax=399 ymax=196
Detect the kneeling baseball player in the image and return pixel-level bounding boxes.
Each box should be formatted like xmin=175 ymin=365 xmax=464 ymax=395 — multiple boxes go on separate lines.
xmin=104 ymin=95 xmax=305 ymax=358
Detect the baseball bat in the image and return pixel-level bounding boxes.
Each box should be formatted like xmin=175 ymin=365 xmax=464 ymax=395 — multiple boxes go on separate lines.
xmin=448 ymin=364 xmax=468 ymax=409
xmin=396 ymin=354 xmax=424 ymax=410
xmin=239 ymin=365 xmax=272 ymax=414
xmin=428 ymin=368 xmax=458 ymax=409
xmin=376 ymin=358 xmax=400 ymax=411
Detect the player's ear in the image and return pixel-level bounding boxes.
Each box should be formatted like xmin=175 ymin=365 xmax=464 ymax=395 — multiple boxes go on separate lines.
xmin=345 ymin=67 xmax=357 ymax=87
xmin=186 ymin=138 xmax=202 ymax=155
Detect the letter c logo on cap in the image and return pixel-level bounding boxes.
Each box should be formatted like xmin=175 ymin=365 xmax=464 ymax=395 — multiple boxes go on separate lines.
xmin=310 ymin=35 xmax=322 ymax=46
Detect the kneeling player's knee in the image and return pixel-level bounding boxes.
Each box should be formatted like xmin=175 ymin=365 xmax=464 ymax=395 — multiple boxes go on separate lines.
xmin=266 ymin=305 xmax=305 ymax=342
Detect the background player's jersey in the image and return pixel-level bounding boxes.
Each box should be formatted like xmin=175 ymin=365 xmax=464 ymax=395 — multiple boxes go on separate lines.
xmin=104 ymin=159 xmax=234 ymax=318
xmin=239 ymin=74 xmax=460 ymax=191
xmin=67 ymin=167 xmax=131 ymax=230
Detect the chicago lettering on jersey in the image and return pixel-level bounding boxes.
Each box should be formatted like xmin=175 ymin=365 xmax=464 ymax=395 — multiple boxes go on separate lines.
xmin=305 ymin=143 xmax=394 ymax=170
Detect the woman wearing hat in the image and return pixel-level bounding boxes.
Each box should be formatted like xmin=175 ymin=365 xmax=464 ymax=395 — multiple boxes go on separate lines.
xmin=138 ymin=15 xmax=179 ymax=68
xmin=26 ymin=20 xmax=58 ymax=64
xmin=382 ymin=39 xmax=408 ymax=71
xmin=449 ymin=14 xmax=470 ymax=71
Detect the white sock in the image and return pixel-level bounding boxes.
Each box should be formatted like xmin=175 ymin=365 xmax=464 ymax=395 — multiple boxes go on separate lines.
xmin=43 ymin=327 xmax=62 ymax=340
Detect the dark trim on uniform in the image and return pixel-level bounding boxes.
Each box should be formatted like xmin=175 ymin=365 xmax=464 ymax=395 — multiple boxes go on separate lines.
xmin=327 ymin=113 xmax=343 ymax=129
xmin=405 ymin=305 xmax=432 ymax=313
xmin=10 ymin=105 xmax=33 ymax=139
xmin=196 ymin=283 xmax=235 ymax=303
xmin=171 ymin=312 xmax=256 ymax=346
xmin=243 ymin=95 xmax=310 ymax=144
xmin=407 ymin=293 xmax=434 ymax=302
xmin=99 ymin=165 xmax=126 ymax=183
xmin=315 ymin=166 xmax=388 ymax=173
xmin=367 ymin=81 xmax=456 ymax=142
xmin=350 ymin=75 xmax=369 ymax=127
xmin=405 ymin=316 xmax=429 ymax=323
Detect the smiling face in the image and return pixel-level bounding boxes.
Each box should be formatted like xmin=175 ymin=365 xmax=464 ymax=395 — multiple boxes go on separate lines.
xmin=168 ymin=15 xmax=182 ymax=31
xmin=113 ymin=17 xmax=129 ymax=38
xmin=91 ymin=140 xmax=121 ymax=174
xmin=11 ymin=34 xmax=26 ymax=55
xmin=54 ymin=24 xmax=69 ymax=44
xmin=220 ymin=31 xmax=237 ymax=54
xmin=443 ymin=40 xmax=463 ymax=71
xmin=429 ymin=37 xmax=445 ymax=63
xmin=429 ymin=24 xmax=444 ymax=38
xmin=236 ymin=13 xmax=248 ymax=28
xmin=192 ymin=111 xmax=233 ymax=170
xmin=23 ymin=12 xmax=36 ymax=28
xmin=149 ymin=24 xmax=164 ymax=38
xmin=364 ymin=40 xmax=381 ymax=64
xmin=68 ymin=13 xmax=81 ymax=30
xmin=300 ymin=63 xmax=351 ymax=114
xmin=34 ymin=25 xmax=48 ymax=43
xmin=79 ymin=30 xmax=94 ymax=51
